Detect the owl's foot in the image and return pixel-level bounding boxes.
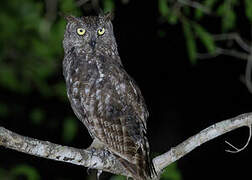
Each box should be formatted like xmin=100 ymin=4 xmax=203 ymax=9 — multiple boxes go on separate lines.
xmin=86 ymin=167 xmax=92 ymax=175
xmin=89 ymin=147 xmax=96 ymax=156
xmin=85 ymin=147 xmax=97 ymax=175
xmin=85 ymin=168 xmax=103 ymax=180
xmin=96 ymin=169 xmax=103 ymax=180
xmin=101 ymin=148 xmax=110 ymax=157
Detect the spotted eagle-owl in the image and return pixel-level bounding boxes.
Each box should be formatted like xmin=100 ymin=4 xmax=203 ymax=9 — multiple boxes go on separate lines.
xmin=62 ymin=13 xmax=154 ymax=180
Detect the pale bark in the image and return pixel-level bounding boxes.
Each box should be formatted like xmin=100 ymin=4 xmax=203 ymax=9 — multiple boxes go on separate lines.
xmin=1 ymin=113 xmax=252 ymax=179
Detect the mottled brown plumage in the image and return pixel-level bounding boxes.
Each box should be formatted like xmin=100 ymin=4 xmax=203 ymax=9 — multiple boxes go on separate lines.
xmin=62 ymin=13 xmax=154 ymax=179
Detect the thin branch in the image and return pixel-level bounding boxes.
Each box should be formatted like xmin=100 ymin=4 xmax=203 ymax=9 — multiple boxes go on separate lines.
xmin=212 ymin=33 xmax=251 ymax=53
xmin=225 ymin=124 xmax=251 ymax=153
xmin=76 ymin=0 xmax=99 ymax=10
xmin=196 ymin=49 xmax=222 ymax=59
xmin=76 ymin=0 xmax=90 ymax=7
xmin=245 ymin=56 xmax=252 ymax=93
xmin=225 ymin=126 xmax=251 ymax=153
xmin=178 ymin=0 xmax=211 ymax=14
xmin=244 ymin=25 xmax=252 ymax=94
xmin=75 ymin=0 xmax=100 ymax=14
xmin=1 ymin=113 xmax=252 ymax=179
xmin=152 ymin=113 xmax=252 ymax=174
xmin=197 ymin=48 xmax=249 ymax=60
xmin=44 ymin=0 xmax=58 ymax=22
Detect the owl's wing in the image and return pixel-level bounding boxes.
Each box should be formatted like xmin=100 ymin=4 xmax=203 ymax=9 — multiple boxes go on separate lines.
xmin=80 ymin=61 xmax=153 ymax=179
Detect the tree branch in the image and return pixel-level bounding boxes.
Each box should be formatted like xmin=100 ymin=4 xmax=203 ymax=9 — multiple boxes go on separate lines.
xmin=212 ymin=33 xmax=250 ymax=52
xmin=197 ymin=47 xmax=249 ymax=60
xmin=152 ymin=113 xmax=252 ymax=174
xmin=76 ymin=0 xmax=90 ymax=7
xmin=177 ymin=0 xmax=211 ymax=15
xmin=0 ymin=127 xmax=128 ymax=177
xmin=1 ymin=112 xmax=252 ymax=179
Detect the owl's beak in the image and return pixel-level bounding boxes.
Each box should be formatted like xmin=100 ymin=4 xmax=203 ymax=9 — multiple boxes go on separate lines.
xmin=89 ymin=37 xmax=96 ymax=49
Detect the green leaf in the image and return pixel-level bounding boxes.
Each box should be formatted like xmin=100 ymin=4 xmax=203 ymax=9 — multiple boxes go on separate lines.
xmin=182 ymin=20 xmax=197 ymax=64
xmin=167 ymin=13 xmax=178 ymax=24
xmin=245 ymin=0 xmax=252 ymax=22
xmin=223 ymin=10 xmax=236 ymax=31
xmin=0 ymin=14 xmax=18 ymax=40
xmin=217 ymin=2 xmax=236 ymax=32
xmin=53 ymin=82 xmax=67 ymax=101
xmin=110 ymin=175 xmax=127 ymax=180
xmin=11 ymin=164 xmax=40 ymax=180
xmin=59 ymin=0 xmax=81 ymax=15
xmin=0 ymin=168 xmax=7 ymax=178
xmin=158 ymin=0 xmax=178 ymax=24
xmin=29 ymin=108 xmax=45 ymax=125
xmin=103 ymin=0 xmax=115 ymax=13
xmin=0 ymin=168 xmax=12 ymax=179
xmin=59 ymin=0 xmax=75 ymax=12
xmin=62 ymin=117 xmax=78 ymax=143
xmin=0 ymin=103 xmax=9 ymax=117
xmin=34 ymin=79 xmax=53 ymax=97
xmin=216 ymin=3 xmax=225 ymax=15
xmin=161 ymin=163 xmax=182 ymax=180
xmin=159 ymin=0 xmax=170 ymax=16
xmin=0 ymin=66 xmax=19 ymax=91
xmin=193 ymin=23 xmax=215 ymax=53
xmin=157 ymin=29 xmax=166 ymax=38
xmin=20 ymin=1 xmax=43 ymax=31
xmin=49 ymin=19 xmax=66 ymax=56
xmin=32 ymin=39 xmax=52 ymax=59
xmin=183 ymin=6 xmax=191 ymax=16
xmin=195 ymin=0 xmax=218 ymax=19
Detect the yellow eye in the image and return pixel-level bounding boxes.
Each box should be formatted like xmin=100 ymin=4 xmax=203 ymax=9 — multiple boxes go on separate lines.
xmin=77 ymin=28 xmax=86 ymax=36
xmin=97 ymin=28 xmax=105 ymax=36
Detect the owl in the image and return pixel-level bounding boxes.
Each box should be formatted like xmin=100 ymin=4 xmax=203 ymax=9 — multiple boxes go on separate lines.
xmin=62 ymin=13 xmax=154 ymax=180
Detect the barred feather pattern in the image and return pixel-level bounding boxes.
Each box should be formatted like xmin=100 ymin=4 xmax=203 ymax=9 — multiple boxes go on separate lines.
xmin=62 ymin=14 xmax=155 ymax=179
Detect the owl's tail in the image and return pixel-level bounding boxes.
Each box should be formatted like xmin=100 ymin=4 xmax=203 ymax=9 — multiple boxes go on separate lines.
xmin=116 ymin=151 xmax=156 ymax=180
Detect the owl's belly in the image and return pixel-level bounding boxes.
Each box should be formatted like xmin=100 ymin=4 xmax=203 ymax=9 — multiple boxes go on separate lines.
xmin=67 ymin=66 xmax=106 ymax=110
xmin=66 ymin=55 xmax=127 ymax=119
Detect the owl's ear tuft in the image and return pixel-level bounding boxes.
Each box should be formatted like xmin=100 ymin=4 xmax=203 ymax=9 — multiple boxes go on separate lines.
xmin=104 ymin=12 xmax=114 ymax=21
xmin=59 ymin=13 xmax=78 ymax=22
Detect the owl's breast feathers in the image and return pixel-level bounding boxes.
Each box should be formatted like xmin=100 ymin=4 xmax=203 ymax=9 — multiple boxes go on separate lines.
xmin=63 ymin=51 xmax=155 ymax=179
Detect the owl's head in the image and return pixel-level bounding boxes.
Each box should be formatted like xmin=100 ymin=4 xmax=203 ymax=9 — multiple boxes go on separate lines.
xmin=63 ymin=13 xmax=116 ymax=54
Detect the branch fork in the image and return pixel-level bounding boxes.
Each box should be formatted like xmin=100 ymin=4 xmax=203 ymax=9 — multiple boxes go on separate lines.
xmin=1 ymin=113 xmax=252 ymax=179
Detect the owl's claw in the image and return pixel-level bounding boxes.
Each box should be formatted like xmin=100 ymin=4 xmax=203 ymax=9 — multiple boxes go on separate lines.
xmin=86 ymin=167 xmax=92 ymax=175
xmin=90 ymin=147 xmax=96 ymax=155
xmin=96 ymin=169 xmax=103 ymax=180
xmin=86 ymin=147 xmax=98 ymax=175
xmin=102 ymin=149 xmax=110 ymax=157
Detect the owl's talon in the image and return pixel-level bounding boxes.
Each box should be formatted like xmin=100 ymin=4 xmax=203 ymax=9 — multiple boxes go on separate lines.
xmin=86 ymin=167 xmax=91 ymax=175
xmin=90 ymin=147 xmax=96 ymax=154
xmin=102 ymin=149 xmax=109 ymax=157
xmin=96 ymin=169 xmax=103 ymax=180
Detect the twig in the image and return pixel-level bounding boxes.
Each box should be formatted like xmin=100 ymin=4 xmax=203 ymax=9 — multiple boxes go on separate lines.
xmin=225 ymin=124 xmax=251 ymax=153
xmin=152 ymin=113 xmax=252 ymax=174
xmin=212 ymin=33 xmax=251 ymax=52
xmin=197 ymin=47 xmax=249 ymax=60
xmin=244 ymin=25 xmax=252 ymax=93
xmin=178 ymin=0 xmax=211 ymax=14
xmin=245 ymin=56 xmax=252 ymax=93
xmin=76 ymin=0 xmax=90 ymax=7
xmin=44 ymin=0 xmax=58 ymax=22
